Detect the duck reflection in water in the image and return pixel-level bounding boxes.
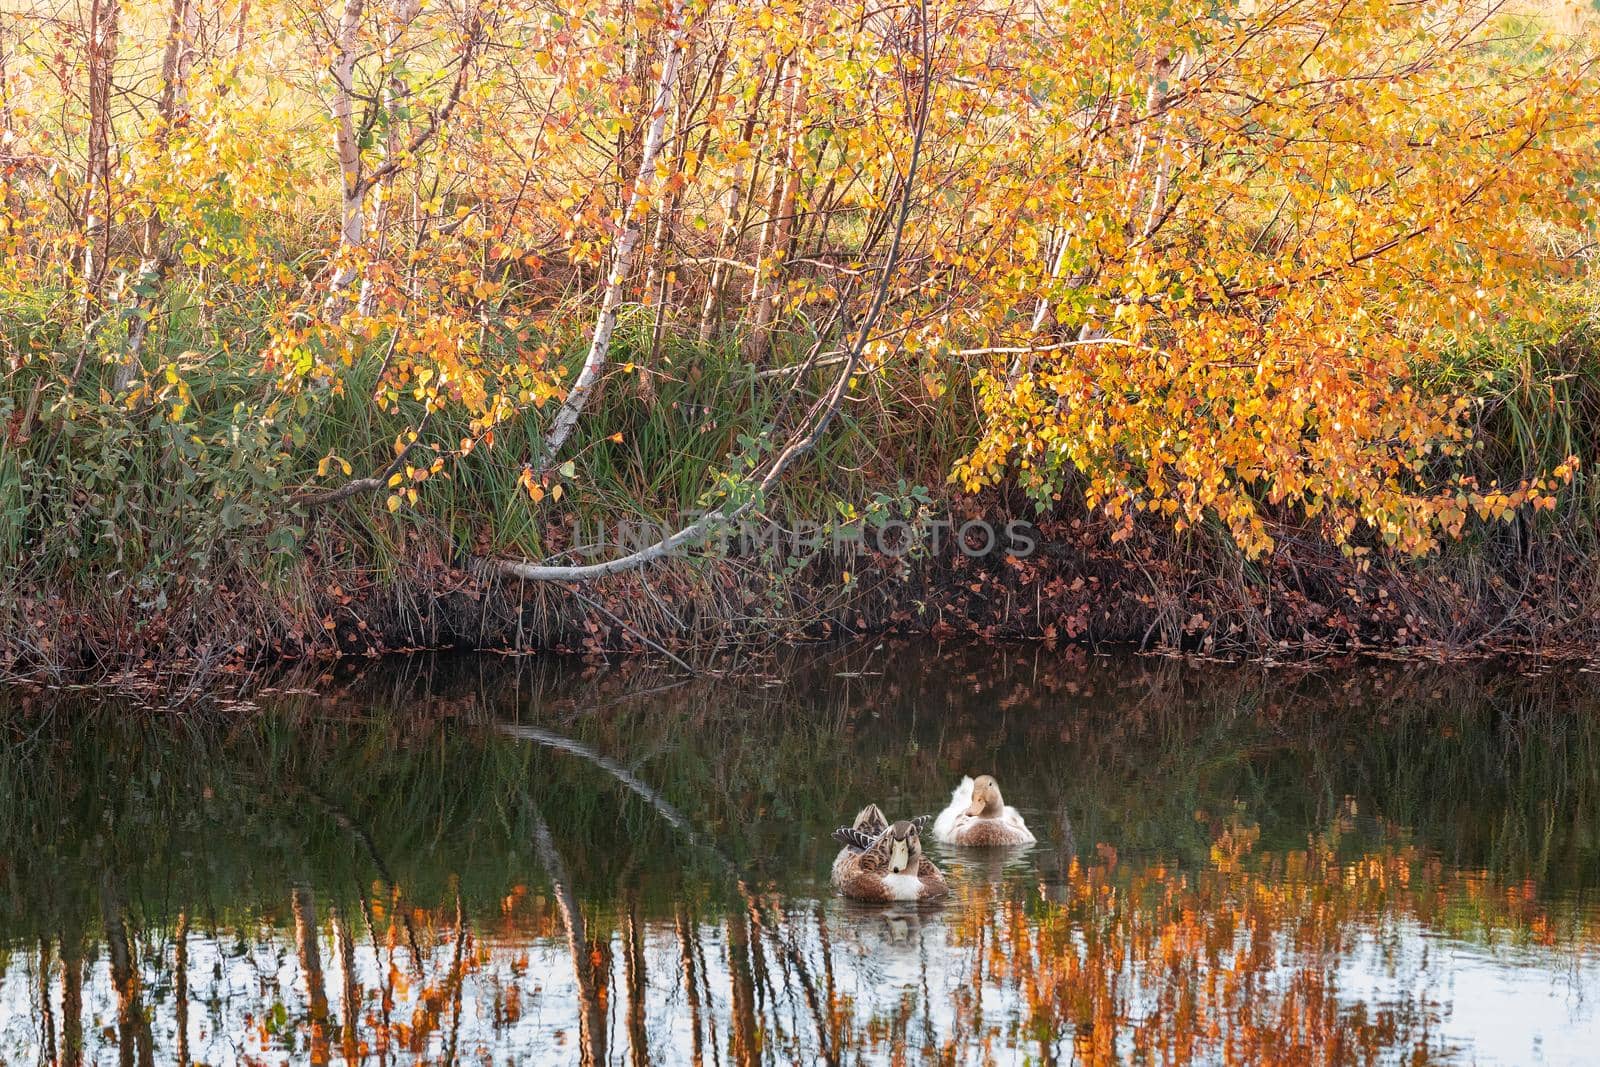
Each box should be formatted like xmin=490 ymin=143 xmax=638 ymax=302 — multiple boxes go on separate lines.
xmin=839 ymin=898 xmax=929 ymax=946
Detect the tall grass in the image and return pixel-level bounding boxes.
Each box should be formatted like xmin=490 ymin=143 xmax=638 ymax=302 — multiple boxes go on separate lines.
xmin=0 ymin=281 xmax=974 ymax=666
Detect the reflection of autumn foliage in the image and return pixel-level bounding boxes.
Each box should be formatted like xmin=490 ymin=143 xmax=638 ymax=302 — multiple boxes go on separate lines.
xmin=4 ymin=648 xmax=1600 ymax=1063
xmin=180 ymin=831 xmax=1590 ymax=1067
xmin=939 ymin=834 xmax=1600 ymax=1066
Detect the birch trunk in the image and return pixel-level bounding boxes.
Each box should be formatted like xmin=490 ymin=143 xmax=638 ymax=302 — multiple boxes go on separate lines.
xmin=357 ymin=0 xmax=422 ymax=317
xmin=696 ymin=77 xmax=768 ymax=345
xmin=121 ymin=0 xmax=198 ymax=389
xmin=1006 ymin=93 xmax=1123 ymax=384
xmin=745 ymin=40 xmax=805 ymax=364
xmin=695 ymin=137 xmax=759 ymax=344
xmin=539 ymin=0 xmax=691 ymax=466
xmin=326 ymin=0 xmax=368 ymax=304
xmin=80 ymin=0 xmax=120 ymax=313
xmin=1080 ymin=52 xmax=1187 ymax=343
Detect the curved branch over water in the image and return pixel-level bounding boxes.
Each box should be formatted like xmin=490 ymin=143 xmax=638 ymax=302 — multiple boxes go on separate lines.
xmin=490 ymin=0 xmax=932 ymax=583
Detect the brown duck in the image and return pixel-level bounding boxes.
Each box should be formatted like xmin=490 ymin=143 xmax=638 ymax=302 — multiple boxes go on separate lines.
xmin=830 ymin=806 xmax=948 ymax=902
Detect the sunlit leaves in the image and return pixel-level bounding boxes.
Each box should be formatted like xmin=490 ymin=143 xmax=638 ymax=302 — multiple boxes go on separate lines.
xmin=942 ymin=0 xmax=1597 ymax=555
xmin=1 ymin=0 xmax=1592 ymax=553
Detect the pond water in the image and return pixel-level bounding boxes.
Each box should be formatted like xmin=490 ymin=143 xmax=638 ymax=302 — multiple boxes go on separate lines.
xmin=1 ymin=644 xmax=1598 ymax=1065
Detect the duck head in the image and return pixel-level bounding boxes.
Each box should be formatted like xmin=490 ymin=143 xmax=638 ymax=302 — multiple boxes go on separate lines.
xmin=966 ymin=775 xmax=1006 ymax=817
xmin=885 ymin=820 xmax=924 ymax=873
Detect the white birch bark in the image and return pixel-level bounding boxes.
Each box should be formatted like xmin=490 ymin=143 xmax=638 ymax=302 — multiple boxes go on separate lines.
xmin=122 ymin=0 xmax=200 ymax=387
xmin=326 ymin=0 xmax=368 ymax=303
xmin=540 ymin=0 xmax=692 ymax=466
xmin=357 ymin=0 xmax=422 ymax=317
xmin=80 ymin=0 xmax=120 ymax=313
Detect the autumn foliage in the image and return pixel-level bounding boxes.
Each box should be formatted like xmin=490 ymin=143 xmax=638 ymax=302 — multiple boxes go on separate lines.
xmin=0 ymin=0 xmax=1597 ymax=655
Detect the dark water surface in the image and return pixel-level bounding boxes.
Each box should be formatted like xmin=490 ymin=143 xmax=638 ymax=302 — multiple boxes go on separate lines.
xmin=2 ymin=645 xmax=1598 ymax=1065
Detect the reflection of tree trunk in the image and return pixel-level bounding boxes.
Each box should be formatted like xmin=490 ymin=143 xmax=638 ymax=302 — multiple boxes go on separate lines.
xmin=623 ymin=891 xmax=649 ymax=1067
xmin=675 ymin=905 xmax=705 ymax=1067
xmin=444 ymin=890 xmax=468 ymax=1065
xmin=725 ymin=909 xmax=759 ymax=1067
xmin=37 ymin=939 xmax=57 ymax=1065
xmin=817 ymin=905 xmax=839 ymax=1056
xmin=293 ymin=886 xmax=330 ymax=1065
xmin=970 ymin=920 xmax=986 ymax=1040
xmin=174 ymin=911 xmax=190 ymax=1067
xmin=330 ymin=905 xmax=361 ymax=1063
xmin=101 ymin=876 xmax=154 ymax=1067
xmin=498 ymin=724 xmax=732 ymax=866
xmin=763 ymin=904 xmax=833 ymax=1066
xmin=1057 ymin=808 xmax=1077 ymax=883
xmin=529 ymin=803 xmax=607 ymax=1067
xmin=693 ymin=907 xmax=720 ymax=1063
xmin=59 ymin=929 xmax=83 ymax=1067
xmin=304 ymin=784 xmax=425 ymax=972
xmin=359 ymin=892 xmax=397 ymax=1055
xmin=745 ymin=896 xmax=772 ymax=1020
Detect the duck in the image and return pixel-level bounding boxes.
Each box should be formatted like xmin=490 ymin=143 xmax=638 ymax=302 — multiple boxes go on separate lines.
xmin=830 ymin=808 xmax=948 ymax=902
xmin=932 ymin=774 xmax=1036 ymax=847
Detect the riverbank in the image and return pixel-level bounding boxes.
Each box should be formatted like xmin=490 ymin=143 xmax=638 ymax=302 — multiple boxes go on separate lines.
xmin=9 ymin=487 xmax=1600 ymax=680
xmin=5 ymin=0 xmax=1598 ymax=678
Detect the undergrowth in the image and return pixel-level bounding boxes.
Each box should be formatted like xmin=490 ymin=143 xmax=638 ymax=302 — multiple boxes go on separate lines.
xmin=5 ymin=283 xmax=1600 ymax=674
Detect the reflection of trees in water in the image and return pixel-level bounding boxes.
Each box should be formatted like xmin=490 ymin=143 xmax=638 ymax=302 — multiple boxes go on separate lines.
xmin=1 ymin=645 xmax=1598 ymax=1062
xmin=952 ymin=850 xmax=1592 ymax=1065
xmin=10 ymin=850 xmax=1593 ymax=1064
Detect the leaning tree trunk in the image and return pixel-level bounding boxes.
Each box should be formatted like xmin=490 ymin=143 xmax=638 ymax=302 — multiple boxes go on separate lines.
xmin=538 ymin=0 xmax=693 ymax=468
xmin=80 ymin=0 xmax=120 ymax=319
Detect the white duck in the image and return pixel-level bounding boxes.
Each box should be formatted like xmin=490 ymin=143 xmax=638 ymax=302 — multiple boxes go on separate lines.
xmin=932 ymin=774 xmax=1035 ymax=847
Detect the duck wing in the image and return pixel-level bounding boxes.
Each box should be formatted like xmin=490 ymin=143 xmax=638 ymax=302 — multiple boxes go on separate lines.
xmin=852 ymin=803 xmax=889 ymax=838
xmin=851 ymin=831 xmax=896 ymax=873
xmin=831 ymin=826 xmax=878 ymax=852
xmin=932 ymin=776 xmax=975 ymax=842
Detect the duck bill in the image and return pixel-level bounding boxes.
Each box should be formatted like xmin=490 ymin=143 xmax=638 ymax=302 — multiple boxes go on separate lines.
xmin=890 ymin=840 xmax=910 ymax=873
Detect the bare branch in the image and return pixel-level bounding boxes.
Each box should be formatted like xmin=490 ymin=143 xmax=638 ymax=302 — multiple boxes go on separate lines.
xmin=490 ymin=0 xmax=933 ymax=583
